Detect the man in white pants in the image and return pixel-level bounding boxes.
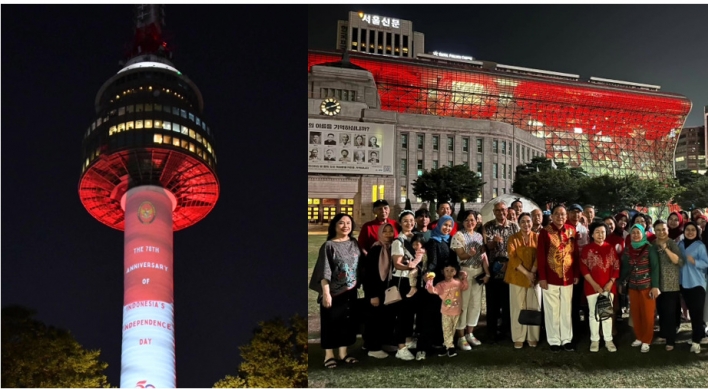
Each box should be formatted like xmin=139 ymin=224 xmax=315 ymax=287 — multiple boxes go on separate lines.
xmin=537 ymin=205 xmax=579 ymax=352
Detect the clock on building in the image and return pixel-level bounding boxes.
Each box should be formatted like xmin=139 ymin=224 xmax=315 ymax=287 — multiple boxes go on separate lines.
xmin=320 ymin=98 xmax=341 ymax=116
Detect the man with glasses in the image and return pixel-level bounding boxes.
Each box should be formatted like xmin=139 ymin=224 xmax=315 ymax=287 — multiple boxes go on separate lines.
xmin=482 ymin=201 xmax=519 ymax=342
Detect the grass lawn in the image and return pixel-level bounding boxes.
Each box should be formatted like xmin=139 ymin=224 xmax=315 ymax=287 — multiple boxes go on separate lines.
xmin=307 ymin=235 xmax=708 ymax=388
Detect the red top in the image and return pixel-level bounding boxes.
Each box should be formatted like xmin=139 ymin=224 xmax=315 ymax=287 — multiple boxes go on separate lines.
xmin=605 ymin=233 xmax=625 ymax=258
xmin=429 ymin=220 xmax=459 ymax=237
xmin=537 ymin=223 xmax=579 ymax=286
xmin=357 ymin=218 xmax=399 ymax=253
xmin=579 ymin=241 xmax=620 ymax=296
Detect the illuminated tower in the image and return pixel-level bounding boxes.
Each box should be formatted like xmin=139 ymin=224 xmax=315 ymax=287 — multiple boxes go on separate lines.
xmin=78 ymin=5 xmax=219 ymax=387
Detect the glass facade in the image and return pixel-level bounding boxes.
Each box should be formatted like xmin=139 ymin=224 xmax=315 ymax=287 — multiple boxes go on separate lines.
xmin=309 ymin=51 xmax=691 ymax=178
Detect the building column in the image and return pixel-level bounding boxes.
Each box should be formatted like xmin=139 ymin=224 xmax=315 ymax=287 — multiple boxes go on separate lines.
xmin=120 ymin=185 xmax=176 ymax=388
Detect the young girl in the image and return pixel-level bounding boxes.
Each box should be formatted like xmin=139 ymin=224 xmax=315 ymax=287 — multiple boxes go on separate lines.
xmin=425 ymin=260 xmax=468 ymax=357
xmin=406 ymin=234 xmax=427 ymax=298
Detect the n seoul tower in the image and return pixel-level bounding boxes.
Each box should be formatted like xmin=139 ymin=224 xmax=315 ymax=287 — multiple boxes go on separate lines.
xmin=78 ymin=5 xmax=219 ymax=387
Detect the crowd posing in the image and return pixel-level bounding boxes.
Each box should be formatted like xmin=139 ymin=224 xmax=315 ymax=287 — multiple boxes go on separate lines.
xmin=309 ymin=199 xmax=708 ymax=368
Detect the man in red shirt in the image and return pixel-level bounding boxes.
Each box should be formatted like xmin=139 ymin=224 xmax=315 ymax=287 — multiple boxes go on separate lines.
xmin=428 ymin=201 xmax=459 ymax=237
xmin=537 ymin=204 xmax=580 ymax=352
xmin=357 ymin=200 xmax=399 ymax=256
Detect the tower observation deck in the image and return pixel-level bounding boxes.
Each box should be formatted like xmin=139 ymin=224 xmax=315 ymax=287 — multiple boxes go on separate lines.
xmin=78 ymin=5 xmax=219 ymax=387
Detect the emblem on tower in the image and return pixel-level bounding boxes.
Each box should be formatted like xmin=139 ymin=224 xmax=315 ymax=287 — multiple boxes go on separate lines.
xmin=138 ymin=201 xmax=156 ymax=224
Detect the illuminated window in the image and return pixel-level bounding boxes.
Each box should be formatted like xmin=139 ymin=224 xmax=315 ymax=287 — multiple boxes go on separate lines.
xmin=154 ymin=120 xmax=162 ymax=128
xmin=135 ymin=120 xmax=144 ymax=129
xmin=493 ymin=188 xmax=498 ymax=198
xmin=182 ymin=126 xmax=189 ymax=136
xmin=189 ymin=129 xmax=196 ymax=139
xmin=196 ymin=117 xmax=201 ymax=126
xmin=163 ymin=121 xmax=171 ymax=130
xmin=372 ymin=185 xmax=378 ymax=202
xmin=314 ymin=199 xmax=320 ymax=205
xmin=189 ymin=113 xmax=195 ymax=122
xmin=417 ymin=159 xmax=423 ymax=176
xmin=145 ymin=120 xmax=153 ymax=129
xmin=189 ymin=142 xmax=195 ymax=152
xmin=379 ymin=185 xmax=385 ymax=201
xmin=180 ymin=109 xmax=187 ymax=118
xmin=181 ymin=140 xmax=189 ymax=149
xmin=172 ymin=107 xmax=179 ymax=116
xmin=400 ymin=186 xmax=407 ymax=203
xmin=196 ymin=133 xmax=202 ymax=143
xmin=477 ymin=191 xmax=482 ymax=203
xmin=154 ymin=134 xmax=162 ymax=143
xmin=173 ymin=138 xmax=180 ymax=147
xmin=164 ymin=135 xmax=171 ymax=144
xmin=173 ymin=123 xmax=181 ymax=133
xmin=433 ymin=135 xmax=439 ymax=150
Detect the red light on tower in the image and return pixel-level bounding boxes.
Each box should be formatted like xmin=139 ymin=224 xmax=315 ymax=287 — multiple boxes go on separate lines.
xmin=79 ymin=6 xmax=219 ymax=387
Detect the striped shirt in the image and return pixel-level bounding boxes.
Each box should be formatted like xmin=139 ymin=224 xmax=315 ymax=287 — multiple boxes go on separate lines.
xmin=621 ymin=243 xmax=660 ymax=290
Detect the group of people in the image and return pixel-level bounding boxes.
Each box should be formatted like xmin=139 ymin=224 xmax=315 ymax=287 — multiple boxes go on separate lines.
xmin=309 ymin=199 xmax=708 ymax=368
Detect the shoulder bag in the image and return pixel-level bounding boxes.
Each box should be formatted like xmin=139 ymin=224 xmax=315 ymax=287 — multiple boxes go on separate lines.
xmin=384 ymin=258 xmax=403 ymax=305
xmin=518 ymin=286 xmax=543 ymax=326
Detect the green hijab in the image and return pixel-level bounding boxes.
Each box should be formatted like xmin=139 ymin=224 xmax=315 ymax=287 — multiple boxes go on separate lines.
xmin=630 ymin=224 xmax=650 ymax=249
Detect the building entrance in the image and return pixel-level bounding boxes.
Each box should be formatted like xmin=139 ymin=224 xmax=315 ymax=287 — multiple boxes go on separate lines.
xmin=308 ymin=198 xmax=355 ymax=224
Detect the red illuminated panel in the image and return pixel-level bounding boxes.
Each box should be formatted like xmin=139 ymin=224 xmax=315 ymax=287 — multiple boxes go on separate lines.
xmin=308 ymin=51 xmax=691 ymax=178
xmin=78 ymin=148 xmax=219 ymax=231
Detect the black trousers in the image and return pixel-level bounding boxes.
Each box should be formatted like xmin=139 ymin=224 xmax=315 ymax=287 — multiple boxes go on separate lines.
xmin=363 ymin=293 xmax=392 ymax=352
xmin=657 ymin=291 xmax=681 ymax=346
xmin=416 ymin=290 xmax=443 ymax=352
xmin=389 ymin=276 xmax=415 ymax=345
xmin=680 ymin=286 xmax=707 ymax=343
xmin=485 ymin=279 xmax=510 ymax=339
xmin=320 ymin=288 xmax=359 ymax=350
xmin=572 ymin=280 xmax=589 ymax=341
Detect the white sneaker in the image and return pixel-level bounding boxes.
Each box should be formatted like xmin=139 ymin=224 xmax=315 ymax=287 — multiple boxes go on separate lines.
xmin=590 ymin=341 xmax=600 ymax=352
xmin=367 ymin=350 xmax=389 ymax=359
xmin=631 ymin=340 xmax=642 ymax=347
xmin=606 ymin=340 xmax=617 ymax=352
xmin=395 ymin=347 xmax=415 ymax=361
xmin=466 ymin=333 xmax=482 ymax=346
xmin=700 ymin=337 xmax=708 ymax=345
xmin=415 ymin=351 xmax=426 ymax=361
xmin=405 ymin=339 xmax=417 ymax=349
xmin=641 ymin=343 xmax=650 ymax=353
xmin=690 ymin=343 xmax=701 ymax=354
xmin=457 ymin=337 xmax=472 ymax=351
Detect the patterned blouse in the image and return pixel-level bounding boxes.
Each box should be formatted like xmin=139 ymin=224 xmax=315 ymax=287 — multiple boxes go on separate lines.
xmin=653 ymin=239 xmax=684 ymax=292
xmin=451 ymin=230 xmax=485 ymax=269
xmin=483 ymin=219 xmax=520 ymax=280
xmin=309 ymin=239 xmax=362 ymax=297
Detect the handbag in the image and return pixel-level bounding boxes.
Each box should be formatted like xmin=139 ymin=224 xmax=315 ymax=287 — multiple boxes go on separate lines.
xmin=595 ymin=292 xmax=614 ymax=322
xmin=384 ymin=276 xmax=403 ymax=305
xmin=474 ymin=272 xmax=487 ymax=285
xmin=518 ymin=286 xmax=543 ymax=326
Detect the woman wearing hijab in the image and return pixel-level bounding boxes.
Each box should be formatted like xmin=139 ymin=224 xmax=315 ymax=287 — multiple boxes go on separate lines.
xmin=624 ymin=213 xmax=656 ymax=248
xmin=667 ymin=212 xmax=684 ymax=242
xmin=363 ymin=222 xmax=396 ymax=359
xmin=309 ymin=214 xmax=363 ymax=368
xmin=415 ymin=215 xmax=455 ymax=360
xmin=620 ymin=224 xmax=661 ymax=353
xmin=678 ymin=221 xmax=708 ymax=354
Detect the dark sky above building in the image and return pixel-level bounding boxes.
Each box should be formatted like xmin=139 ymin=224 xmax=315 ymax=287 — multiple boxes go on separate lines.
xmin=2 ymin=5 xmax=305 ymax=388
xmin=309 ymin=4 xmax=708 ymax=127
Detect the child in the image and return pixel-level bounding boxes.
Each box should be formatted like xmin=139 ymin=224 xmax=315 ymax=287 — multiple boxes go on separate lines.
xmin=406 ymin=234 xmax=427 ymax=298
xmin=425 ymin=260 xmax=469 ymax=357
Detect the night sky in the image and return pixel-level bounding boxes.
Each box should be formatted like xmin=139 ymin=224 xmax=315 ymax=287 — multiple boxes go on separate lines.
xmin=2 ymin=5 xmax=306 ymax=388
xmin=308 ymin=4 xmax=708 ymax=127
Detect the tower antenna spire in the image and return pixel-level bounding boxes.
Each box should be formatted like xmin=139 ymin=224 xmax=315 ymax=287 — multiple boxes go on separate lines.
xmin=129 ymin=4 xmax=170 ymax=60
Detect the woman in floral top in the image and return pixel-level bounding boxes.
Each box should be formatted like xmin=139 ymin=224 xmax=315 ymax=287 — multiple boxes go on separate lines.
xmin=309 ymin=214 xmax=363 ymax=368
xmin=451 ymin=210 xmax=489 ymax=350
xmin=652 ymin=219 xmax=685 ymax=350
